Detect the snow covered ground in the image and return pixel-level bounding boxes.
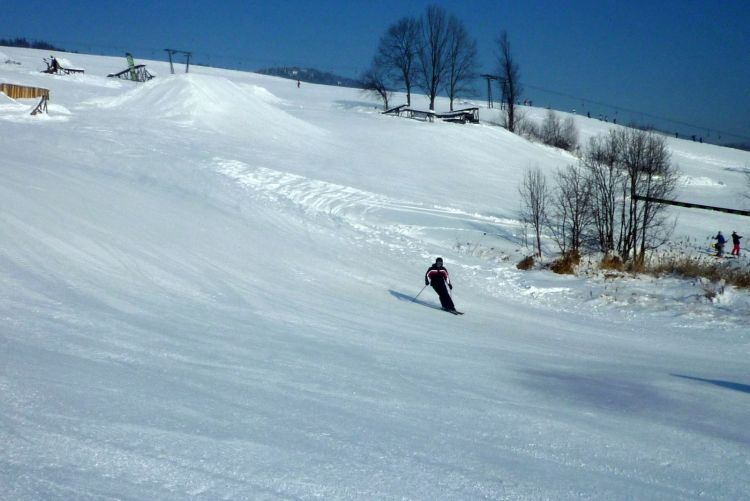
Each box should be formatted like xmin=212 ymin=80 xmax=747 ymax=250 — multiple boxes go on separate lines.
xmin=1 ymin=47 xmax=749 ymax=500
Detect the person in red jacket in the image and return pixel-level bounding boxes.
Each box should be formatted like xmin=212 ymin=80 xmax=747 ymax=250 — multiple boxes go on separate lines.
xmin=425 ymin=257 xmax=456 ymax=312
xmin=731 ymin=231 xmax=742 ymax=256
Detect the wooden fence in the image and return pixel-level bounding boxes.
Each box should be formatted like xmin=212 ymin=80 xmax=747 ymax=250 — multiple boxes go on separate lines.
xmin=0 ymin=83 xmax=49 ymax=100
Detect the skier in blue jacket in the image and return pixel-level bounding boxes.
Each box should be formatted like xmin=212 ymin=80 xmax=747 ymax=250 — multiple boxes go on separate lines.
xmin=713 ymin=231 xmax=726 ymax=257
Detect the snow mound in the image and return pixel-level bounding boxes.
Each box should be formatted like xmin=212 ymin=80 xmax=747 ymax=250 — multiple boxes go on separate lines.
xmin=681 ymin=174 xmax=725 ymax=187
xmin=87 ymin=73 xmax=320 ymax=139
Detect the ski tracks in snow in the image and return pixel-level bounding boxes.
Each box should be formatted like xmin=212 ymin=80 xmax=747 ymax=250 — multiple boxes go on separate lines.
xmin=210 ymin=158 xmax=750 ymax=330
xmin=211 ymin=157 xmax=519 ymax=251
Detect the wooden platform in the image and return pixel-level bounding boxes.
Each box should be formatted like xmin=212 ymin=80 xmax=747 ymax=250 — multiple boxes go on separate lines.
xmin=0 ymin=83 xmax=49 ymax=100
xmin=0 ymin=83 xmax=50 ymax=115
xmin=383 ymin=104 xmax=479 ymax=124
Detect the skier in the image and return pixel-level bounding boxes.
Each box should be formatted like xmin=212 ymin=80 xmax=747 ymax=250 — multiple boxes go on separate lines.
xmin=713 ymin=231 xmax=726 ymax=257
xmin=425 ymin=257 xmax=457 ymax=312
xmin=731 ymin=231 xmax=742 ymax=257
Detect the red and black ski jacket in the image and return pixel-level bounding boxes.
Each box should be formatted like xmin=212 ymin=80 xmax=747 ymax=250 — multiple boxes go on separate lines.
xmin=425 ymin=264 xmax=451 ymax=286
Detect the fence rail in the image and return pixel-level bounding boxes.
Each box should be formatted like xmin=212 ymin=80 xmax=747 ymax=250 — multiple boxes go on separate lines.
xmin=634 ymin=194 xmax=750 ymax=217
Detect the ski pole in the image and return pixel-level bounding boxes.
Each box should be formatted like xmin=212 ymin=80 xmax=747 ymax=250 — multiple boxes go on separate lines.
xmin=413 ymin=284 xmax=428 ymax=302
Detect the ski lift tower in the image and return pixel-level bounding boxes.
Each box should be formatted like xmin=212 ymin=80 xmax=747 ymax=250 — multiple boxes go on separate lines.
xmin=481 ymin=74 xmax=501 ymax=108
xmin=165 ymin=49 xmax=192 ymax=74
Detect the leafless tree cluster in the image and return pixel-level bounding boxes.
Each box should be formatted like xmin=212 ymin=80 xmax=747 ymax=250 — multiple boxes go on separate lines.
xmin=540 ymin=110 xmax=579 ymax=151
xmin=520 ymin=109 xmax=579 ymax=151
xmin=364 ymin=9 xmax=530 ymax=139
xmin=363 ymin=5 xmax=478 ymax=111
xmin=519 ymin=129 xmax=680 ymax=266
xmin=548 ymin=164 xmax=592 ymax=254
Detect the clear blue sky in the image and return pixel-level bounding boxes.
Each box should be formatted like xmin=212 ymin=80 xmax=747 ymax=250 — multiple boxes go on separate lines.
xmin=3 ymin=0 xmax=749 ymax=144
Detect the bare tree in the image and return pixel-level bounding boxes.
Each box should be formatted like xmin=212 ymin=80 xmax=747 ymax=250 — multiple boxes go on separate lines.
xmin=519 ymin=166 xmax=549 ymax=257
xmin=375 ymin=16 xmax=421 ymax=106
xmin=497 ymin=31 xmax=522 ymax=133
xmin=628 ymin=131 xmax=679 ymax=264
xmin=417 ymin=4 xmax=450 ymax=111
xmin=360 ymin=59 xmax=392 ymax=111
xmin=584 ymin=132 xmax=626 ymax=254
xmin=444 ymin=14 xmax=477 ymax=111
xmin=548 ymin=164 xmax=593 ymax=254
xmin=584 ymin=129 xmax=679 ymax=265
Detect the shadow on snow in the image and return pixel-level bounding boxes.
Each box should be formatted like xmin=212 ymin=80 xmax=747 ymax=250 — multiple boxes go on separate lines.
xmin=389 ymin=289 xmax=443 ymax=311
xmin=672 ymin=374 xmax=750 ymax=395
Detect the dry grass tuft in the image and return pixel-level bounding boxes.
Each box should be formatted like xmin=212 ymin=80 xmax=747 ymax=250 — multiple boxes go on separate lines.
xmin=600 ymin=254 xmax=624 ymax=271
xmin=516 ymin=255 xmax=535 ymax=270
xmin=550 ymin=250 xmax=581 ymax=275
xmin=649 ymin=255 xmax=750 ymax=289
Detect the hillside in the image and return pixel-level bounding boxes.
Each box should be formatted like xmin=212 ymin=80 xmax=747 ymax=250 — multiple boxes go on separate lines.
xmin=1 ymin=46 xmax=750 ymax=500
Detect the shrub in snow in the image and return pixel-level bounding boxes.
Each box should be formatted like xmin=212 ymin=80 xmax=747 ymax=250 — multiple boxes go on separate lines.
xmin=550 ymin=250 xmax=581 ymax=275
xmin=540 ymin=109 xmax=579 ymax=151
xmin=516 ymin=255 xmax=535 ymax=270
xmin=600 ymin=254 xmax=625 ymax=271
xmin=648 ymin=254 xmax=750 ymax=290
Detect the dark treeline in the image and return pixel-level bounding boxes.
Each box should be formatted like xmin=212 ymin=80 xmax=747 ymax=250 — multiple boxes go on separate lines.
xmin=0 ymin=37 xmax=65 ymax=51
xmin=256 ymin=66 xmax=362 ymax=89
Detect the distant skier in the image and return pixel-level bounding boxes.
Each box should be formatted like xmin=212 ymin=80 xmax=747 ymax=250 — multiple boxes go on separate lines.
xmin=425 ymin=257 xmax=457 ymax=312
xmin=713 ymin=231 xmax=726 ymax=257
xmin=731 ymin=231 xmax=742 ymax=257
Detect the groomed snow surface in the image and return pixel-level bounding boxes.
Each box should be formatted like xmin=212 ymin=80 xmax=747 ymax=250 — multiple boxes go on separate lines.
xmin=1 ymin=48 xmax=749 ymax=500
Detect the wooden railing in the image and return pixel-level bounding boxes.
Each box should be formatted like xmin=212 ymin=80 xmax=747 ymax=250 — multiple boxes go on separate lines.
xmin=633 ymin=195 xmax=750 ymax=217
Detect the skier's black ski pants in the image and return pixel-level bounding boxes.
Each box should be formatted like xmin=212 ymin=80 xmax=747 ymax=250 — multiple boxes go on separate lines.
xmin=431 ymin=281 xmax=455 ymax=310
